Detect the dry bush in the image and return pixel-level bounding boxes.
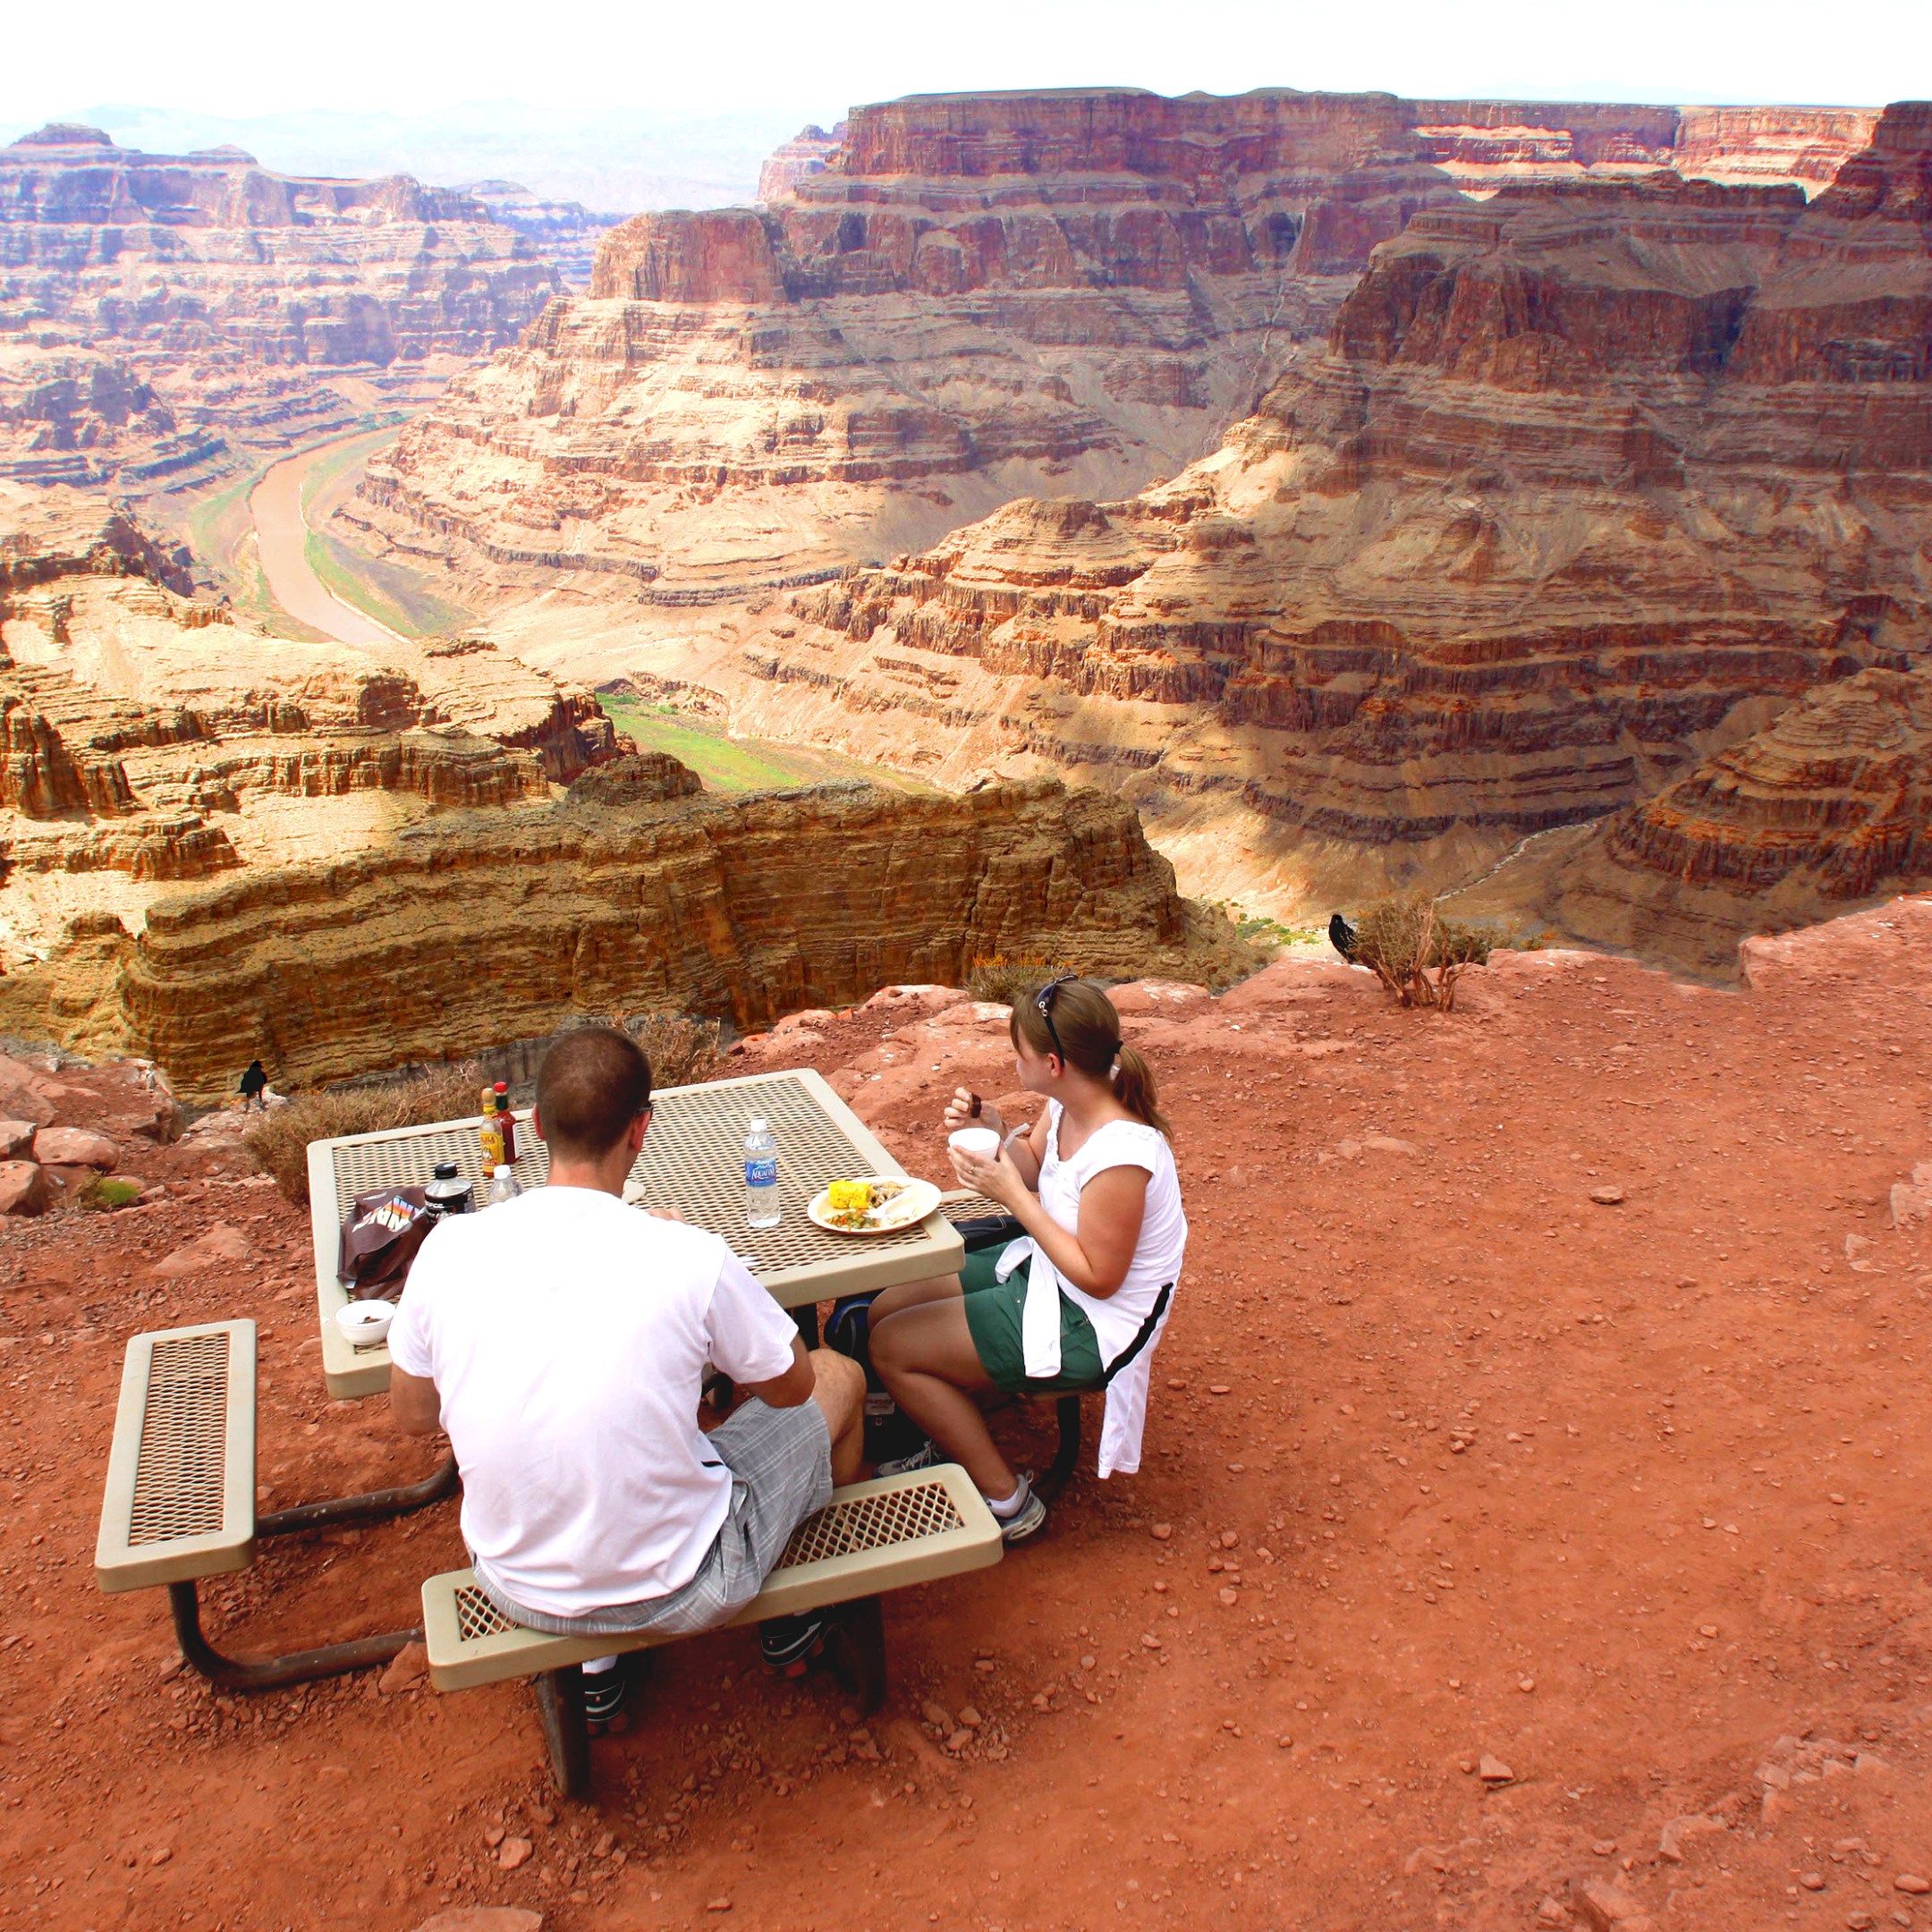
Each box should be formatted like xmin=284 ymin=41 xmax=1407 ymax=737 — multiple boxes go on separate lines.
xmin=1352 ymin=890 xmax=1492 ymax=1011
xmin=965 ymin=952 xmax=1075 ymax=1006
xmin=243 ymin=1062 xmax=487 ymax=1207
xmin=624 ymin=1013 xmax=725 ymax=1089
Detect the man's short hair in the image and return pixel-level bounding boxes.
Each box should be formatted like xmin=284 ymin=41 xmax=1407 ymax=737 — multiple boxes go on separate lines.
xmin=536 ymin=1028 xmax=652 ymax=1160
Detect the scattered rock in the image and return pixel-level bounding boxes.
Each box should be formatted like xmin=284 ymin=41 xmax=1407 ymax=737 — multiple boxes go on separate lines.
xmin=1589 ymin=1185 xmax=1626 ymax=1206
xmin=0 ymin=1120 xmax=34 ymax=1159
xmin=1479 ymin=1754 xmax=1514 ymax=1784
xmin=1657 ymin=1814 xmax=1724 ymax=1862
xmin=379 ymin=1640 xmax=428 ymax=1695
xmin=705 ymin=1901 xmax=733 ymax=1914
xmin=150 ymin=1223 xmax=252 ymax=1278
xmin=1150 ymin=1523 xmax=1173 ymax=1541
xmin=1571 ymin=1877 xmax=1651 ymax=1931
xmin=920 ymin=1700 xmax=951 ymax=1730
xmin=1801 ymin=1872 xmax=1827 ymax=1890
xmin=0 ymin=1161 xmax=51 ymax=1216
xmin=1896 ymin=1876 xmax=1931 ymax=1895
xmin=957 ymin=1705 xmax=983 ymax=1728
xmin=497 ymin=1837 xmax=533 ymax=1870
xmin=30 ymin=1125 xmax=119 ymax=1170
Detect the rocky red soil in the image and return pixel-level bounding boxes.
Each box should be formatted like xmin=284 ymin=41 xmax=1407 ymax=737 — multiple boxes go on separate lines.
xmin=7 ymin=897 xmax=1932 ymax=1930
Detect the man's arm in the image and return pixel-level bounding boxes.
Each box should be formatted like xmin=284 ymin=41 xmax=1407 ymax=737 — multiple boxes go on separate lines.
xmin=741 ymin=1335 xmax=815 ymax=1409
xmin=390 ymin=1366 xmax=443 ymax=1436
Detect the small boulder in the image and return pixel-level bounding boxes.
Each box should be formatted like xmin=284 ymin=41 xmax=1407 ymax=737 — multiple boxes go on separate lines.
xmin=378 ymin=1640 xmax=428 ymax=1695
xmin=32 ymin=1126 xmax=119 ymax=1171
xmin=0 ymin=1161 xmax=51 ymax=1217
xmin=1571 ymin=1877 xmax=1651 ymax=1931
xmin=150 ymin=1223 xmax=252 ymax=1279
xmin=0 ymin=1121 xmax=35 ymax=1160
xmin=1589 ymin=1185 xmax=1626 ymax=1206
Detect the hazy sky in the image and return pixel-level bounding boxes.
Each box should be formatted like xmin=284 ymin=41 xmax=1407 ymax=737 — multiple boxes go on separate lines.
xmin=5 ymin=0 xmax=1917 ymax=125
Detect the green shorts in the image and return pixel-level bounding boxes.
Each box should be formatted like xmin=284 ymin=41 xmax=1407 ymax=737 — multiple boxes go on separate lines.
xmin=960 ymin=1247 xmax=1105 ymax=1395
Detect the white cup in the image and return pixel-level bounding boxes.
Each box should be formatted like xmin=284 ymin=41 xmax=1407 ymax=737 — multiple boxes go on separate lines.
xmin=948 ymin=1127 xmax=1000 ymax=1160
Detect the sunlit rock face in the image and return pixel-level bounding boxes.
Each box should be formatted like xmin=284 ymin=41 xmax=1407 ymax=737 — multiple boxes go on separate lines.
xmin=355 ymin=87 xmax=1874 ymax=618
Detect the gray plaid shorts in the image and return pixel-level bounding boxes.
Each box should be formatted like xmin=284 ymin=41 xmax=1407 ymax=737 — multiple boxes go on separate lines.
xmin=477 ymin=1396 xmax=834 ymax=1638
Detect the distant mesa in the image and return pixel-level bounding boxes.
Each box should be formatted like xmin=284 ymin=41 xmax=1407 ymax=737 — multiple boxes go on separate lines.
xmin=12 ymin=123 xmax=116 ymax=148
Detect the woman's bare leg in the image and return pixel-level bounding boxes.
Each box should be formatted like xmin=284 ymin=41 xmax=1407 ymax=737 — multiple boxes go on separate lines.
xmin=867 ymin=1272 xmax=964 ymax=1322
xmin=869 ymin=1301 xmax=1015 ymax=1499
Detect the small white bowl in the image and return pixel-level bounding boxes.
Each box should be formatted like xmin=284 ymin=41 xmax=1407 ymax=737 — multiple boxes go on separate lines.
xmin=947 ymin=1127 xmax=1000 ymax=1159
xmin=335 ymin=1301 xmax=396 ymax=1348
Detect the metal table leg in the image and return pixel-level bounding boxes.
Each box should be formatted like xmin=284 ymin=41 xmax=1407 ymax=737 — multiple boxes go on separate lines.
xmin=1038 ymin=1395 xmax=1081 ymax=1500
xmin=169 ymin=1580 xmax=420 ymax=1691
xmin=534 ymin=1665 xmax=593 ymax=1801
xmin=258 ymin=1452 xmax=460 ymax=1538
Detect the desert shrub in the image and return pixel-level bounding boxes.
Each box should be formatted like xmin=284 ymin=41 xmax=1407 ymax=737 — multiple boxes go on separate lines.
xmin=1352 ymin=890 xmax=1492 ymax=1011
xmin=78 ymin=1175 xmax=144 ymax=1213
xmin=623 ymin=1013 xmax=724 ymax=1089
xmin=243 ymin=1062 xmax=487 ymax=1207
xmin=966 ymin=952 xmax=1075 ymax=1006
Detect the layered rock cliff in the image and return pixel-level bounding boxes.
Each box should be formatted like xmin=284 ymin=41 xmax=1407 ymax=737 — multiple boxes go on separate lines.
xmin=683 ymin=103 xmax=1930 ymax=922
xmin=0 ymin=124 xmax=558 ymax=493
xmin=0 ymin=483 xmax=623 ymax=940
xmin=350 ymin=87 xmax=1873 ymax=631
xmin=0 ymin=775 xmax=1253 ymax=1100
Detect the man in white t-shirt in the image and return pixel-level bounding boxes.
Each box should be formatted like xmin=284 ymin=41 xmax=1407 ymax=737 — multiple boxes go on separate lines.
xmin=388 ymin=1027 xmax=864 ymax=1721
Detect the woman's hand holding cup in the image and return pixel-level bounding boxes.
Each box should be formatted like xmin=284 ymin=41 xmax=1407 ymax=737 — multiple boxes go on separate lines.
xmin=944 ymin=1085 xmax=1003 ymax=1137
xmin=947 ymin=1129 xmax=1021 ymax=1205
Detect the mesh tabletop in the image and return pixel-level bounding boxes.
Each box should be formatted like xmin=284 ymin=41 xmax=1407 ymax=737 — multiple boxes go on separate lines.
xmin=308 ymin=1067 xmax=962 ymax=1399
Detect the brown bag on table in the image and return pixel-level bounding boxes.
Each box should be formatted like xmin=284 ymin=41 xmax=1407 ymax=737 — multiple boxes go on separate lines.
xmin=337 ymin=1184 xmax=436 ymax=1297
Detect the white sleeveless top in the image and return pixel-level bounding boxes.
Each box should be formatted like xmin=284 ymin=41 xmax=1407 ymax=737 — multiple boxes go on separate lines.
xmin=1029 ymin=1099 xmax=1188 ymax=1367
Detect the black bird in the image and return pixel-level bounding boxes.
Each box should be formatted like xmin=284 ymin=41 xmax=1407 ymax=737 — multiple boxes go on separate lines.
xmin=1328 ymin=911 xmax=1358 ymax=962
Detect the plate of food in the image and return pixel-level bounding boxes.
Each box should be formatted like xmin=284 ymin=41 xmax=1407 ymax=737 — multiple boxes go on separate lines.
xmin=807 ymin=1176 xmax=942 ymax=1234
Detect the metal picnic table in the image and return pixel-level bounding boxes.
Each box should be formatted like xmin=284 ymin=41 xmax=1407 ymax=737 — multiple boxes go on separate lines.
xmin=307 ymin=1066 xmax=968 ymax=1401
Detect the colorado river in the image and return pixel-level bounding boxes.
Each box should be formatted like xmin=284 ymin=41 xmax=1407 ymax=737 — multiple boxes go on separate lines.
xmin=249 ymin=435 xmax=404 ymax=648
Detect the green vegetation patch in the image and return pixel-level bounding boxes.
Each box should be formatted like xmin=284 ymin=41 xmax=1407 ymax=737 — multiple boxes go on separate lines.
xmin=597 ymin=696 xmax=928 ymax=795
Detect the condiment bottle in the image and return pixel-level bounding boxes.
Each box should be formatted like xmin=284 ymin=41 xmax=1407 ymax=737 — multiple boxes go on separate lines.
xmin=494 ymin=1080 xmax=516 ymax=1165
xmin=479 ymin=1087 xmax=504 ymax=1171
xmin=425 ymin=1159 xmax=471 ymax=1218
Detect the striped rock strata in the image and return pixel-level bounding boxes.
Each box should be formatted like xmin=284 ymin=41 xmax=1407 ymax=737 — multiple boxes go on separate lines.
xmin=0 ymin=483 xmax=622 ymax=945
xmin=348 ymin=88 xmax=1870 ymax=626
xmin=0 ymin=123 xmax=557 ymax=495
xmin=701 ymin=103 xmax=1930 ymax=920
xmin=0 ymin=776 xmax=1255 ymax=1102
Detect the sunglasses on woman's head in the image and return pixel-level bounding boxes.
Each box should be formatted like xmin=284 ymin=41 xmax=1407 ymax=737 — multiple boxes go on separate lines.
xmin=1035 ymin=974 xmax=1077 ymax=1063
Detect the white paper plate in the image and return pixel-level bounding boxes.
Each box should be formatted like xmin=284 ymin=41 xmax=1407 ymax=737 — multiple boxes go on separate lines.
xmin=807 ymin=1177 xmax=941 ymax=1235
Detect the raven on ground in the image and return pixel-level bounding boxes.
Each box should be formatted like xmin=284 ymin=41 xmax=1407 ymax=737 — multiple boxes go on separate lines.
xmin=1329 ymin=911 xmax=1358 ymax=962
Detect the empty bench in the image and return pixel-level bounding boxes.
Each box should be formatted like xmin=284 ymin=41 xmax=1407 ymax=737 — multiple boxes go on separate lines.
xmin=96 ymin=1320 xmax=457 ymax=1687
xmin=423 ymin=1463 xmax=1004 ymax=1801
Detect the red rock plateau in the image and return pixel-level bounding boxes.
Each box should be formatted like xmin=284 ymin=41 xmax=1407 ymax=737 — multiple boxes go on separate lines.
xmin=10 ymin=900 xmax=1932 ymax=1929
xmin=0 ymin=482 xmax=624 ymax=999
xmin=688 ymin=100 xmax=1931 ymax=938
xmin=347 ymin=87 xmax=1874 ymax=633
xmin=0 ymin=123 xmax=558 ymax=496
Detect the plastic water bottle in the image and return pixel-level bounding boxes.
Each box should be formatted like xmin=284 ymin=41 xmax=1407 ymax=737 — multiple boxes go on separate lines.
xmin=487 ymin=1164 xmax=521 ymax=1208
xmin=743 ymin=1119 xmax=781 ymax=1228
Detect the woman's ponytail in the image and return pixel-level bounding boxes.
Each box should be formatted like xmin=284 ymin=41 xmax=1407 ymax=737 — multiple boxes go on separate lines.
xmin=1114 ymin=1043 xmax=1173 ymax=1141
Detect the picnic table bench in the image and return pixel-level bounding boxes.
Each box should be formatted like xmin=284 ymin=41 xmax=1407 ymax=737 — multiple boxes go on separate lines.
xmin=422 ymin=1465 xmax=1003 ymax=1799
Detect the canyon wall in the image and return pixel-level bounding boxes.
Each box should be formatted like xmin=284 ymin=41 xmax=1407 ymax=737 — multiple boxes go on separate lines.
xmin=0 ymin=482 xmax=622 ymax=946
xmin=0 ymin=775 xmax=1252 ymax=1101
xmin=689 ymin=102 xmax=1929 ymax=926
xmin=0 ymin=124 xmax=558 ymax=494
xmin=349 ymin=87 xmax=1874 ymax=631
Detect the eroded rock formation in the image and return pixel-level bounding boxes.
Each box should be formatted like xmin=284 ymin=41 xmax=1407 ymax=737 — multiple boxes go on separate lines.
xmin=0 ymin=124 xmax=558 ymax=493
xmin=350 ymin=87 xmax=1872 ymax=626
xmin=0 ymin=482 xmax=623 ymax=933
xmin=1525 ymin=669 xmax=1932 ymax=973
xmin=693 ymin=103 xmax=1929 ymax=921
xmin=0 ymin=775 xmax=1253 ymax=1100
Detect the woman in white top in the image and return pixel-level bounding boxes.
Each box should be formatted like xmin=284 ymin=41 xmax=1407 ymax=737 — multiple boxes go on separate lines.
xmin=869 ymin=977 xmax=1187 ymax=1541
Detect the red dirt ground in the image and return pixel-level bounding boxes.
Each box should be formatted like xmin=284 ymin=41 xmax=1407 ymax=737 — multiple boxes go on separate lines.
xmin=7 ymin=898 xmax=1932 ymax=1932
